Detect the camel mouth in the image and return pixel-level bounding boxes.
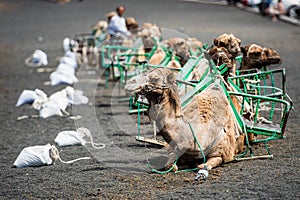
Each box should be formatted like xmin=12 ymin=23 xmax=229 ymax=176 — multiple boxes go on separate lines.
xmin=124 ymin=87 xmax=142 ymax=96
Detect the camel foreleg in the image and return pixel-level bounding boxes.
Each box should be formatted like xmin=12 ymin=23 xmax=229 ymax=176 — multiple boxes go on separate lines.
xmin=197 ymin=156 xmax=223 ymax=171
xmin=164 ymin=144 xmax=179 ymax=172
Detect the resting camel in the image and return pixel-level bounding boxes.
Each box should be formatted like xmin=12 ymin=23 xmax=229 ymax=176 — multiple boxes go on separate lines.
xmin=240 ymin=44 xmax=282 ymax=71
xmin=213 ymin=33 xmax=241 ymax=58
xmin=208 ymin=46 xmax=235 ymax=78
xmin=162 ymin=37 xmax=203 ymax=66
xmin=139 ymin=23 xmax=162 ymax=53
xmin=125 ymin=68 xmax=244 ymax=171
xmin=126 ymin=17 xmax=139 ymax=34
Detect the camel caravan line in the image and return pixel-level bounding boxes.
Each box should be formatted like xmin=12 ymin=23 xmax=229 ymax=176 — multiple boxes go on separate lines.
xmin=64 ymin=16 xmax=292 ymax=176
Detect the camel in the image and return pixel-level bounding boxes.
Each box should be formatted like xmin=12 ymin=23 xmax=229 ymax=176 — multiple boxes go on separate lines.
xmin=125 ymin=68 xmax=244 ymax=171
xmin=213 ymin=33 xmax=241 ymax=58
xmin=162 ymin=37 xmax=203 ymax=66
xmin=240 ymin=44 xmax=282 ymax=71
xmin=208 ymin=46 xmax=235 ymax=78
xmin=138 ymin=23 xmax=161 ymax=53
xmin=126 ymin=17 xmax=139 ymax=35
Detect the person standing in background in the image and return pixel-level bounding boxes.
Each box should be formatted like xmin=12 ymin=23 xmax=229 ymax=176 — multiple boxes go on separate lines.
xmin=266 ymin=0 xmax=285 ymax=21
xmin=108 ymin=6 xmax=131 ymax=38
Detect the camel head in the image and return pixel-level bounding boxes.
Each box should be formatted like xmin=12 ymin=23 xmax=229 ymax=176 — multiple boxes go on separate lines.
xmin=214 ymin=33 xmax=241 ymax=57
xmin=125 ymin=68 xmax=182 ymax=119
xmin=208 ymin=46 xmax=234 ymax=77
xmin=126 ymin=17 xmax=139 ymax=34
xmin=162 ymin=37 xmax=191 ymax=66
xmin=261 ymin=47 xmax=282 ymax=65
xmin=139 ymin=23 xmax=161 ymax=52
xmin=186 ymin=37 xmax=203 ymax=52
xmin=241 ymin=44 xmax=282 ymax=70
xmin=125 ymin=68 xmax=177 ymax=97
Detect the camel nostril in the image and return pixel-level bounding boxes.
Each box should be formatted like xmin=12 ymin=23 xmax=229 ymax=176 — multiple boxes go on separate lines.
xmin=128 ymin=79 xmax=137 ymax=84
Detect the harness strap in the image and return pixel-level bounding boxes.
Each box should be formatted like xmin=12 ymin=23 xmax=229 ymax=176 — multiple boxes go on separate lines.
xmin=146 ymin=153 xmax=178 ymax=174
xmin=148 ymin=120 xmax=206 ymax=174
xmin=186 ymin=121 xmax=206 ymax=163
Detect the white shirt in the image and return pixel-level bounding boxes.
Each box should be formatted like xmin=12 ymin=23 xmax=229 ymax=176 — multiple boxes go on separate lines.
xmin=108 ymin=15 xmax=130 ymax=37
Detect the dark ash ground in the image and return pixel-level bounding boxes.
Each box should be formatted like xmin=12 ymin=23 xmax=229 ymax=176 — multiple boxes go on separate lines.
xmin=0 ymin=0 xmax=299 ymax=199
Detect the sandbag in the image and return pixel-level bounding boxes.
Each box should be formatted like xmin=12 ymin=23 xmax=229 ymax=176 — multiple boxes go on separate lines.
xmin=13 ymin=144 xmax=54 ymax=168
xmin=54 ymin=127 xmax=105 ymax=149
xmin=25 ymin=49 xmax=48 ymax=67
xmin=65 ymin=86 xmax=89 ymax=105
xmin=49 ymin=89 xmax=69 ymax=112
xmin=50 ymin=63 xmax=78 ymax=86
xmin=63 ymin=38 xmax=76 ymax=52
xmin=60 ymin=56 xmax=77 ymax=69
xmin=34 ymin=49 xmax=48 ymax=66
xmin=50 ymin=70 xmax=78 ymax=86
xmin=16 ymin=90 xmax=38 ymax=107
xmin=54 ymin=130 xmax=86 ymax=147
xmin=39 ymin=100 xmax=63 ymax=118
xmin=13 ymin=144 xmax=91 ymax=168
xmin=32 ymin=89 xmax=48 ymax=110
xmin=56 ymin=62 xmax=75 ymax=75
xmin=65 ymin=50 xmax=77 ymax=61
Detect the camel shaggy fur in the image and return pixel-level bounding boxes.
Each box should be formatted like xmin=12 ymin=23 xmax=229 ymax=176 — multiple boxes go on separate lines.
xmin=125 ymin=68 xmax=244 ymax=171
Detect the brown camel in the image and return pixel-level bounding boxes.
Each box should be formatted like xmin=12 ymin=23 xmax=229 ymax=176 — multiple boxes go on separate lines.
xmin=208 ymin=46 xmax=235 ymax=78
xmin=213 ymin=33 xmax=241 ymax=58
xmin=240 ymin=44 xmax=282 ymax=71
xmin=162 ymin=37 xmax=203 ymax=66
xmin=125 ymin=68 xmax=244 ymax=171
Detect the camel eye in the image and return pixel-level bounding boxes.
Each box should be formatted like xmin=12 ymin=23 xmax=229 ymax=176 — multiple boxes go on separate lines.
xmin=151 ymin=77 xmax=160 ymax=83
xmin=264 ymin=50 xmax=270 ymax=56
xmin=220 ymin=41 xmax=226 ymax=46
xmin=252 ymin=52 xmax=261 ymax=56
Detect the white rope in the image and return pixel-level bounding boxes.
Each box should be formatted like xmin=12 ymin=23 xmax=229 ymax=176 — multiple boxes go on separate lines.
xmin=86 ymin=136 xmax=106 ymax=149
xmin=50 ymin=145 xmax=91 ymax=164
xmin=25 ymin=55 xmax=43 ymax=67
xmin=76 ymin=127 xmax=106 ymax=149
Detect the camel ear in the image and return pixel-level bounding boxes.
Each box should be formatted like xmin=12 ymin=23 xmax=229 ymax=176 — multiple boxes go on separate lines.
xmin=213 ymin=38 xmax=219 ymax=46
xmin=263 ymin=48 xmax=269 ymax=56
xmin=237 ymin=38 xmax=241 ymax=46
xmin=167 ymin=72 xmax=177 ymax=84
xmin=241 ymin=47 xmax=247 ymax=56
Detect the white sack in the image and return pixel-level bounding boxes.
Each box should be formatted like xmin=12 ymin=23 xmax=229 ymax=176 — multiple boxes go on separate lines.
xmin=50 ymin=71 xmax=78 ymax=86
xmin=65 ymin=51 xmax=77 ymax=61
xmin=16 ymin=90 xmax=38 ymax=107
xmin=13 ymin=144 xmax=91 ymax=168
xmin=32 ymin=89 xmax=48 ymax=110
xmin=56 ymin=63 xmax=75 ymax=75
xmin=63 ymin=38 xmax=76 ymax=53
xmin=60 ymin=56 xmax=77 ymax=69
xmin=39 ymin=100 xmax=63 ymax=118
xmin=25 ymin=49 xmax=48 ymax=67
xmin=65 ymin=86 xmax=89 ymax=105
xmin=13 ymin=144 xmax=54 ymax=168
xmin=49 ymin=89 xmax=69 ymax=112
xmin=55 ymin=127 xmax=105 ymax=149
xmin=54 ymin=130 xmax=87 ymax=147
xmin=33 ymin=49 xmax=48 ymax=66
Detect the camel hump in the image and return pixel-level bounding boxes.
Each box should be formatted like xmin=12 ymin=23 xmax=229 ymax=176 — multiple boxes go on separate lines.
xmin=183 ymin=84 xmax=229 ymax=124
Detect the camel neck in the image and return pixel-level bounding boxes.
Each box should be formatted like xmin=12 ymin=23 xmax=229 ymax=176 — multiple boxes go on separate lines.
xmin=147 ymin=86 xmax=182 ymax=132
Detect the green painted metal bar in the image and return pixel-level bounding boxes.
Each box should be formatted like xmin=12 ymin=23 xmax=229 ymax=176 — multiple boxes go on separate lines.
xmin=137 ymin=101 xmax=141 ymax=139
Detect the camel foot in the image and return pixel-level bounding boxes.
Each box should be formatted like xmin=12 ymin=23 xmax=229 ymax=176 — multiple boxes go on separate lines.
xmin=197 ymin=164 xmax=211 ymax=171
xmin=165 ymin=163 xmax=178 ymax=172
xmin=197 ymin=157 xmax=223 ymax=171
